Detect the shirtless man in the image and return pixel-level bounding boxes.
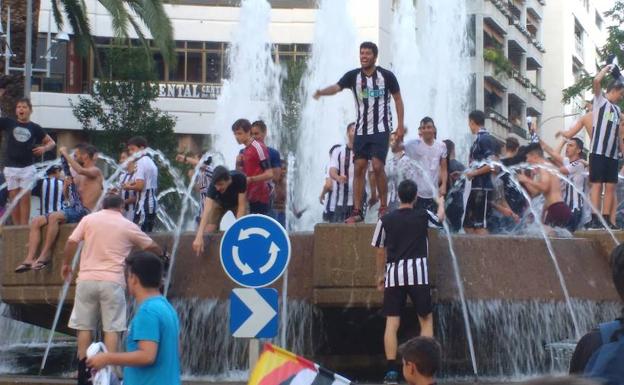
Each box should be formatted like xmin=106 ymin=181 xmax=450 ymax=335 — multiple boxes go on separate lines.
xmin=517 ymin=144 xmax=572 ymax=231
xmin=14 ymin=143 xmax=103 ymax=272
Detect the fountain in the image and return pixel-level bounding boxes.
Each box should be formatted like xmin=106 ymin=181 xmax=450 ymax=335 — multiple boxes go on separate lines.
xmin=211 ymin=0 xmax=283 ymax=169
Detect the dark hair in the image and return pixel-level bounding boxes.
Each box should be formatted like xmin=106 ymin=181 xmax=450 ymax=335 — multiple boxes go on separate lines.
xmin=127 ymin=136 xmax=148 ymax=149
xmin=505 ymin=137 xmax=520 ymax=152
xmin=75 ymin=143 xmax=98 ymax=159
xmin=102 ymin=194 xmax=124 ymax=209
xmin=329 ymin=144 xmax=341 ymax=156
xmin=610 ymin=244 xmax=624 ymax=301
xmin=232 ymin=118 xmax=252 ymax=133
xmin=212 ymin=166 xmax=231 ymax=183
xmin=569 ymin=137 xmax=584 ymax=155
xmin=469 ymin=110 xmax=486 ymax=126
xmin=526 ymin=142 xmax=544 ymax=157
xmin=251 ymin=120 xmax=267 ymax=133
xmin=347 ymin=122 xmax=355 ymax=131
xmin=360 ymin=41 xmax=378 ymax=57
xmin=398 ymin=179 xmax=417 ymax=204
xmin=607 ymin=80 xmax=624 ymax=93
xmin=46 ymin=165 xmax=61 ymax=176
xmin=125 ymin=251 xmax=163 ymax=289
xmin=443 ymin=139 xmax=455 ymax=164
xmin=420 ymin=116 xmax=436 ymax=128
xmin=16 ymin=97 xmax=32 ymax=110
xmin=399 ymin=337 xmax=441 ymax=378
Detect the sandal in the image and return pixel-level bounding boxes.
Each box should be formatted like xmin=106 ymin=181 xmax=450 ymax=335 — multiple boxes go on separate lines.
xmin=32 ymin=260 xmax=52 ymax=271
xmin=14 ymin=263 xmax=32 ymax=273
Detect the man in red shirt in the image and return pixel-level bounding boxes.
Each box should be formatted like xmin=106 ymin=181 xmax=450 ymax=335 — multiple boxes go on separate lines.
xmin=232 ymin=119 xmax=273 ymax=214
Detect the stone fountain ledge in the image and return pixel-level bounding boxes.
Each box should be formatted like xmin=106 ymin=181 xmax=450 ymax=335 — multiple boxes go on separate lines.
xmin=0 ymin=224 xmax=620 ymax=332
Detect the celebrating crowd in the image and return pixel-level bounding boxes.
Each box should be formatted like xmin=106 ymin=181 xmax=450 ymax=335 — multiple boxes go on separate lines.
xmin=0 ymin=40 xmax=623 ymax=385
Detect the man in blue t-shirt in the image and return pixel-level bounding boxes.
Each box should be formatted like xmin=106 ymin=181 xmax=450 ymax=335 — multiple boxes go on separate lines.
xmin=87 ymin=251 xmax=181 ymax=385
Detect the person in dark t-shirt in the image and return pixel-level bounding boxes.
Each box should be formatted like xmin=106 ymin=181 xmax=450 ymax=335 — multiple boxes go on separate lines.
xmin=463 ymin=110 xmax=499 ymax=234
xmin=314 ymin=41 xmax=405 ymax=223
xmin=0 ymin=93 xmax=56 ymax=225
xmin=371 ymin=179 xmax=444 ymax=385
xmin=399 ymin=337 xmax=442 ymax=385
xmin=192 ymin=166 xmax=247 ymax=256
xmin=569 ymin=243 xmax=624 ymax=375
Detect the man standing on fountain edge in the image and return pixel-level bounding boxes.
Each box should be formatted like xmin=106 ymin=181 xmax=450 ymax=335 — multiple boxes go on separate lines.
xmin=314 ymin=41 xmax=405 ymax=222
xmin=372 ymin=179 xmax=444 ymax=385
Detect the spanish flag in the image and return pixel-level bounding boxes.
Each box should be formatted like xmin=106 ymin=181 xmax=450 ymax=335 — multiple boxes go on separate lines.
xmin=248 ymin=344 xmax=353 ymax=385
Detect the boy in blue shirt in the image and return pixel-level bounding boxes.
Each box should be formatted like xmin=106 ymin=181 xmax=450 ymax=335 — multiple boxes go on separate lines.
xmin=87 ymin=251 xmax=181 ymax=385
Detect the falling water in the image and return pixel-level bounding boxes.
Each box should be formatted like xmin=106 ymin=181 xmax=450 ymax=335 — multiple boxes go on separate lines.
xmin=390 ymin=0 xmax=472 ymax=157
xmin=489 ymin=161 xmax=582 ymax=340
xmin=292 ymin=0 xmax=358 ymax=231
xmin=437 ymin=299 xmax=621 ymax=379
xmin=211 ymin=0 xmax=283 ymax=169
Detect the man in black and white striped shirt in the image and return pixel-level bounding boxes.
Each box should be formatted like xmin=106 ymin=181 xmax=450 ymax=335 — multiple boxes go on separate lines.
xmin=123 ymin=137 xmax=159 ymax=232
xmin=371 ymin=179 xmax=444 ymax=385
xmin=314 ymin=41 xmax=405 ymax=223
xmin=33 ymin=165 xmax=65 ymax=216
xmin=329 ymin=123 xmax=356 ymax=222
xmin=586 ymin=65 xmax=624 ymax=229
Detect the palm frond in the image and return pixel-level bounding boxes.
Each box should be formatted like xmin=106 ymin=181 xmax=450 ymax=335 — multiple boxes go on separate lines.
xmin=125 ymin=0 xmax=176 ymax=69
xmin=98 ymin=0 xmax=131 ymax=39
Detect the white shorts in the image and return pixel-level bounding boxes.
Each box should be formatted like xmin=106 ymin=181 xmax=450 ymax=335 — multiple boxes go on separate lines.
xmin=4 ymin=166 xmax=36 ymax=191
xmin=68 ymin=280 xmax=127 ymax=332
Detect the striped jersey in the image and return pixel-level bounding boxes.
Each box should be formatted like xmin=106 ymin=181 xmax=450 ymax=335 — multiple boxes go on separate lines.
xmin=591 ymin=93 xmax=622 ymax=159
xmin=119 ymin=171 xmax=137 ymax=221
xmin=337 ymin=66 xmax=400 ymax=136
xmin=329 ymin=144 xmax=355 ymax=207
xmin=134 ymin=155 xmax=158 ymax=217
xmin=197 ymin=165 xmax=214 ymax=218
xmin=562 ymin=157 xmax=586 ymax=212
xmin=34 ymin=177 xmax=64 ymax=215
xmin=371 ymin=207 xmax=439 ymax=287
xmin=323 ymin=165 xmax=338 ymax=214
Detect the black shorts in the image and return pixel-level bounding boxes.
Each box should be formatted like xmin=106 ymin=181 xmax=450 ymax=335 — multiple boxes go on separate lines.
xmin=333 ymin=205 xmax=353 ymax=222
xmin=134 ymin=212 xmax=156 ymax=232
xmin=415 ymin=197 xmax=437 ymax=213
xmin=463 ymin=189 xmax=492 ymax=229
xmin=353 ymin=132 xmax=390 ymax=163
xmin=383 ymin=285 xmax=432 ymax=317
xmin=589 ymin=154 xmax=619 ymax=184
xmin=249 ymin=201 xmax=269 ymax=215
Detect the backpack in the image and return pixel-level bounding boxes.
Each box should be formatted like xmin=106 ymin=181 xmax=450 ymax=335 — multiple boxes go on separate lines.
xmin=583 ymin=320 xmax=624 ymax=385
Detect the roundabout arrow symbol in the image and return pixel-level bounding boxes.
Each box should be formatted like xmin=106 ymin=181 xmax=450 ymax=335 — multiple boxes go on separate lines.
xmin=239 ymin=227 xmax=270 ymax=240
xmin=232 ymin=246 xmax=253 ymax=275
xmin=259 ymin=242 xmax=280 ymax=274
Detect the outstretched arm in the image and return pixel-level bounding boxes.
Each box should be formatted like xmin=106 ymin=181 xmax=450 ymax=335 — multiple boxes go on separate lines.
xmin=59 ymin=147 xmax=100 ymax=178
xmin=594 ymin=65 xmax=613 ymax=96
xmin=540 ymin=139 xmax=564 ymax=167
xmin=313 ymin=84 xmax=341 ymax=100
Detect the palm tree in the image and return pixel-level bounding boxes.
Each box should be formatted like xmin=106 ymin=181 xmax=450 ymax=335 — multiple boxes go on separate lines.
xmin=51 ymin=0 xmax=176 ymax=75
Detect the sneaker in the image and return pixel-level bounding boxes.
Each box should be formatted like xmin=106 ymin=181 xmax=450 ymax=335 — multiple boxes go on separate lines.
xmin=609 ymin=221 xmax=620 ymax=230
xmin=585 ymin=218 xmax=602 ymax=230
xmin=345 ymin=209 xmax=364 ymax=224
xmin=383 ymin=370 xmax=400 ymax=385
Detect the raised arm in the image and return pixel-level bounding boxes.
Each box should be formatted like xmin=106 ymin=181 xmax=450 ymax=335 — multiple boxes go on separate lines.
xmin=313 ymin=85 xmax=341 ymax=100
xmin=540 ymin=139 xmax=564 ymax=167
xmin=594 ymin=65 xmax=613 ymax=96
xmin=59 ymin=147 xmax=100 ymax=178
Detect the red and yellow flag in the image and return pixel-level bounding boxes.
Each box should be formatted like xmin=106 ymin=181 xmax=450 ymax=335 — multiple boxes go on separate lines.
xmin=248 ymin=344 xmax=352 ymax=385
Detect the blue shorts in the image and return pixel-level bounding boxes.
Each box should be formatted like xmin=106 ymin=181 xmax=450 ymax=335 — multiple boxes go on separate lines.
xmin=61 ymin=206 xmax=90 ymax=224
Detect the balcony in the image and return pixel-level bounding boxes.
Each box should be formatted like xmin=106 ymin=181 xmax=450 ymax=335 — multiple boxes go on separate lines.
xmin=574 ymin=37 xmax=584 ymax=62
xmin=485 ymin=108 xmax=513 ymax=140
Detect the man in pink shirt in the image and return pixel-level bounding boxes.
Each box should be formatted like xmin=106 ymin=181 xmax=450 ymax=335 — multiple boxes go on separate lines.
xmin=61 ymin=194 xmax=162 ymax=382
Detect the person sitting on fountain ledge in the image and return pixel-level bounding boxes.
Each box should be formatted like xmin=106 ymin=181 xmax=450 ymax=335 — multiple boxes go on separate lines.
xmin=372 ymin=179 xmax=444 ymax=385
xmin=569 ymin=243 xmax=624 ymax=383
xmin=14 ymin=143 xmax=103 ymax=273
xmin=398 ymin=337 xmax=441 ymax=385
xmin=517 ymin=143 xmax=572 ymax=232
xmin=193 ymin=166 xmax=248 ymax=256
xmin=232 ymin=118 xmax=273 ymax=215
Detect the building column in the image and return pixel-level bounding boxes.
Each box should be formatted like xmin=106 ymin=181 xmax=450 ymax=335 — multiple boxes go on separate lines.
xmin=520 ymin=52 xmax=527 ymax=76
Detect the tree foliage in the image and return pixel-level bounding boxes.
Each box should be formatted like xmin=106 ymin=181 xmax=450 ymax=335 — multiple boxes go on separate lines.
xmin=562 ymin=1 xmax=624 ymax=106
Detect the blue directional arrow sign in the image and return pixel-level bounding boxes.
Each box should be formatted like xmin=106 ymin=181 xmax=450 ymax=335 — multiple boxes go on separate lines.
xmin=220 ymin=214 xmax=291 ymax=288
xmin=230 ymin=288 xmax=278 ymax=338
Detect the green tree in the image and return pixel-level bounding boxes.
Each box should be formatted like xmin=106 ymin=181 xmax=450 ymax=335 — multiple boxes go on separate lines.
xmin=562 ymin=1 xmax=624 ymax=107
xmin=71 ymin=46 xmax=176 ymax=158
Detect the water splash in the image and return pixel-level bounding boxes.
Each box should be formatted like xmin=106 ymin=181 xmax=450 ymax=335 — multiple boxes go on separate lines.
xmin=291 ymin=0 xmax=358 ymax=231
xmin=212 ymin=0 xmax=283 ymax=169
xmin=390 ymin=0 xmax=472 ymax=158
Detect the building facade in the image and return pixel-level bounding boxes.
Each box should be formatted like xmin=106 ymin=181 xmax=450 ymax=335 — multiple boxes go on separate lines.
xmin=541 ymin=0 xmax=609 ymax=147
xmin=468 ymin=0 xmax=546 ymax=143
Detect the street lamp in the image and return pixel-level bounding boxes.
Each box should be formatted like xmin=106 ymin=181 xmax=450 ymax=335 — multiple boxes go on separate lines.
xmin=0 ymin=0 xmax=70 ymax=97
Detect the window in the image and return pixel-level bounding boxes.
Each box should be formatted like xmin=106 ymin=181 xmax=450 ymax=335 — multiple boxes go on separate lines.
xmin=186 ymin=51 xmax=202 ymax=82
xmin=595 ymin=11 xmax=603 ymax=30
